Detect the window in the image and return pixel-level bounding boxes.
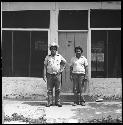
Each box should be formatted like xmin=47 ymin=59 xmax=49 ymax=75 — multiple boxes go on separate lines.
xmin=90 ymin=9 xmax=121 ymax=28
xmin=30 ymin=31 xmax=48 ymax=77
xmin=107 ymin=30 xmax=121 ymax=77
xmin=2 ymin=31 xmax=48 ymax=77
xmin=2 ymin=31 xmax=12 ymax=76
xmin=91 ymin=30 xmax=121 ymax=78
xmin=2 ymin=10 xmax=50 ymax=28
xmin=58 ymin=10 xmax=88 ymax=30
xmin=2 ymin=10 xmax=49 ymax=77
xmin=13 ymin=31 xmax=30 ymax=76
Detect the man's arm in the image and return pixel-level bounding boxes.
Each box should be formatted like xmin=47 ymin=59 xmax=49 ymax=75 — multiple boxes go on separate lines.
xmin=60 ymin=60 xmax=66 ymax=72
xmin=84 ymin=57 xmax=88 ymax=80
xmin=44 ymin=64 xmax=47 ymax=76
xmin=85 ymin=66 xmax=88 ymax=80
xmin=70 ymin=66 xmax=73 ymax=81
xmin=59 ymin=55 xmax=67 ymax=73
xmin=43 ymin=64 xmax=47 ymax=82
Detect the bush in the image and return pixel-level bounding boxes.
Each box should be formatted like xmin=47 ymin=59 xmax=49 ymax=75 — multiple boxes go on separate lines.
xmin=88 ymin=115 xmax=122 ymax=123
xmin=4 ymin=113 xmax=47 ymax=124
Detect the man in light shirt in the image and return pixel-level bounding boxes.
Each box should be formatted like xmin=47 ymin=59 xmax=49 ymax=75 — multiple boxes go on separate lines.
xmin=44 ymin=42 xmax=66 ymax=107
xmin=70 ymin=46 xmax=88 ymax=106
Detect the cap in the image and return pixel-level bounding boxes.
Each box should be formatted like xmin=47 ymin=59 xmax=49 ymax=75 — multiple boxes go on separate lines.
xmin=49 ymin=42 xmax=59 ymax=48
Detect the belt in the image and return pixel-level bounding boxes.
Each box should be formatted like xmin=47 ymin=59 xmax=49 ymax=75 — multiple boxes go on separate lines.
xmin=72 ymin=73 xmax=85 ymax=76
xmin=47 ymin=72 xmax=61 ymax=75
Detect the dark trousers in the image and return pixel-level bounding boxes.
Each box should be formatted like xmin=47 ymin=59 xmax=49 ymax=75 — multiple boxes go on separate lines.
xmin=47 ymin=73 xmax=61 ymax=104
xmin=72 ymin=73 xmax=85 ymax=103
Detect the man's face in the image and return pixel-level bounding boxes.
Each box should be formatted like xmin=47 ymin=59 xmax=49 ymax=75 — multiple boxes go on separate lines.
xmin=75 ymin=49 xmax=82 ymax=57
xmin=50 ymin=46 xmax=57 ymax=55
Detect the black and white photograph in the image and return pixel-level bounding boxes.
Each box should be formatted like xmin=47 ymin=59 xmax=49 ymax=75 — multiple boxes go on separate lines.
xmin=2 ymin=1 xmax=122 ymax=123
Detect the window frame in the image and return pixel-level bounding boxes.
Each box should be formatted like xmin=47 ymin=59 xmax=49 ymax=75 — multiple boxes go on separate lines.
xmin=2 ymin=28 xmax=50 ymax=77
xmin=58 ymin=10 xmax=88 ymax=30
xmin=90 ymin=9 xmax=121 ymax=28
xmin=2 ymin=10 xmax=50 ymax=28
xmin=90 ymin=28 xmax=121 ymax=78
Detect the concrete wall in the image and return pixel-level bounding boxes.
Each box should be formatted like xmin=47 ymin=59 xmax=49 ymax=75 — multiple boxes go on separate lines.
xmin=2 ymin=77 xmax=47 ymax=100
xmin=2 ymin=77 xmax=122 ymax=100
xmin=89 ymin=78 xmax=122 ymax=99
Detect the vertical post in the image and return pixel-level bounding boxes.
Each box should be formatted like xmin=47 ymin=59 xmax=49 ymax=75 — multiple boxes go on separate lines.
xmin=106 ymin=31 xmax=108 ymax=77
xmin=1 ymin=2 xmax=2 ymax=49
xmin=12 ymin=31 xmax=14 ymax=76
xmin=96 ymin=50 xmax=97 ymax=76
xmin=48 ymin=29 xmax=50 ymax=55
xmin=50 ymin=2 xmax=58 ymax=45
xmin=2 ymin=101 xmax=4 ymax=124
xmin=1 ymin=3 xmax=4 ymax=124
xmin=29 ymin=31 xmax=31 ymax=77
xmin=87 ymin=9 xmax=91 ymax=81
xmin=87 ymin=9 xmax=91 ymax=94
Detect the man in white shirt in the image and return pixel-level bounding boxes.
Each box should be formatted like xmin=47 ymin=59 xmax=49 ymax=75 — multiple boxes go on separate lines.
xmin=44 ymin=42 xmax=66 ymax=107
xmin=70 ymin=46 xmax=88 ymax=106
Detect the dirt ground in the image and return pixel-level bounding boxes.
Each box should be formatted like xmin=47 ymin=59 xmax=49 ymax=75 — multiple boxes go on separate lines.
xmin=3 ymin=99 xmax=122 ymax=123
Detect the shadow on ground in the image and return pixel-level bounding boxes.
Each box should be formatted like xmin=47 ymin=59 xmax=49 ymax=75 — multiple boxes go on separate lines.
xmin=22 ymin=101 xmax=47 ymax=106
xmin=22 ymin=101 xmax=73 ymax=106
xmin=70 ymin=102 xmax=122 ymax=122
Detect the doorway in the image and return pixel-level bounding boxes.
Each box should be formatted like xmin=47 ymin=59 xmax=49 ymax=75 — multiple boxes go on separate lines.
xmin=58 ymin=32 xmax=88 ymax=93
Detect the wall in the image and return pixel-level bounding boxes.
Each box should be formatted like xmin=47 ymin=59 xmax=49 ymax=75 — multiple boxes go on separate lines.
xmin=2 ymin=77 xmax=47 ymax=100
xmin=89 ymin=78 xmax=122 ymax=99
xmin=2 ymin=2 xmax=121 ymax=11
xmin=2 ymin=77 xmax=122 ymax=100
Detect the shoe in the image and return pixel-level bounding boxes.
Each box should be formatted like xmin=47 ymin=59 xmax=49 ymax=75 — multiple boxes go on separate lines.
xmin=46 ymin=103 xmax=53 ymax=107
xmin=95 ymin=98 xmax=103 ymax=102
xmin=72 ymin=103 xmax=77 ymax=106
xmin=80 ymin=102 xmax=86 ymax=106
xmin=72 ymin=102 xmax=79 ymax=106
xmin=55 ymin=103 xmax=62 ymax=107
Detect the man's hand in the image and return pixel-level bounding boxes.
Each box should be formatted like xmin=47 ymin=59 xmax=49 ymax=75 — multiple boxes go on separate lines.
xmin=60 ymin=60 xmax=66 ymax=67
xmin=84 ymin=75 xmax=88 ymax=80
xmin=57 ymin=69 xmax=62 ymax=76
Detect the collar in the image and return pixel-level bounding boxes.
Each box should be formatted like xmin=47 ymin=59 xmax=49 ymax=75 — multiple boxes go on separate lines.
xmin=49 ymin=53 xmax=59 ymax=57
xmin=75 ymin=55 xmax=83 ymax=59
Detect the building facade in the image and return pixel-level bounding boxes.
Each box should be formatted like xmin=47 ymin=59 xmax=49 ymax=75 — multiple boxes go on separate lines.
xmin=2 ymin=2 xmax=121 ymax=98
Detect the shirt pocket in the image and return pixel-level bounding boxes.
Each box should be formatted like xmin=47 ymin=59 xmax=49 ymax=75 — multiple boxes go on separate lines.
xmin=47 ymin=59 xmax=52 ymax=66
xmin=56 ymin=59 xmax=60 ymax=64
xmin=80 ymin=61 xmax=85 ymax=67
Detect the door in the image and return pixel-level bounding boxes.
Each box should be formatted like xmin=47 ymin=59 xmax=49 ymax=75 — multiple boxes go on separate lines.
xmin=58 ymin=32 xmax=88 ymax=93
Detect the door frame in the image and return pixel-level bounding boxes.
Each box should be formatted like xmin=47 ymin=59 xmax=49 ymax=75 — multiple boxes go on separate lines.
xmin=2 ymin=28 xmax=50 ymax=77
